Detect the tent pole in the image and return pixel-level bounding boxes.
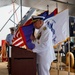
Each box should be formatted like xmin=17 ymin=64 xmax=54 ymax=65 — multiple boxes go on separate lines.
xmin=20 ymin=0 xmax=22 ymax=25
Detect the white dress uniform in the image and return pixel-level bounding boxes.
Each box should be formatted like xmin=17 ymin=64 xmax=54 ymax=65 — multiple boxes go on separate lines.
xmin=32 ymin=23 xmax=56 ymax=75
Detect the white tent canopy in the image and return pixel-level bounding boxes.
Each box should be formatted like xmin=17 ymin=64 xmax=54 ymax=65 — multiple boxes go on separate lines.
xmin=0 ymin=0 xmax=75 ymax=16
xmin=0 ymin=3 xmax=30 ymax=46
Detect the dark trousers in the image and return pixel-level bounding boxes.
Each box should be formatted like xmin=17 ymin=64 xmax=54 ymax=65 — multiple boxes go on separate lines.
xmin=7 ymin=46 xmax=11 ymax=75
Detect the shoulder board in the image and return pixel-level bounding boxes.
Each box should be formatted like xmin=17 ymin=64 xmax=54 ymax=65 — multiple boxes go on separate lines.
xmin=43 ymin=27 xmax=47 ymax=31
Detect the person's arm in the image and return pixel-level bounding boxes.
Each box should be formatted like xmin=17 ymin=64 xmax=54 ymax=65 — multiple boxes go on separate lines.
xmin=6 ymin=34 xmax=10 ymax=46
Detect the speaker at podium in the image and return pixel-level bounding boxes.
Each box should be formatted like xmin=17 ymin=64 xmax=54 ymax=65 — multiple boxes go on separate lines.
xmin=8 ymin=45 xmax=36 ymax=75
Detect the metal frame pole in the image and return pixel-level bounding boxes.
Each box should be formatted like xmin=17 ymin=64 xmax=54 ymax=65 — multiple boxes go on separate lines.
xmin=20 ymin=0 xmax=22 ymax=25
xmin=0 ymin=6 xmax=20 ymax=32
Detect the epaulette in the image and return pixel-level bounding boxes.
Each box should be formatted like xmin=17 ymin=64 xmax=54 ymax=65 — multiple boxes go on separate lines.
xmin=43 ymin=27 xmax=47 ymax=31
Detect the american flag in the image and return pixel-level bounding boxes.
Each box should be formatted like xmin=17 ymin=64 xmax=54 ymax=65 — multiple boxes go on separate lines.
xmin=12 ymin=28 xmax=27 ymax=48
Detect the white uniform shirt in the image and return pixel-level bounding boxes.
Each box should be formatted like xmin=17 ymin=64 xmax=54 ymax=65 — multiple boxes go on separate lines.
xmin=33 ymin=23 xmax=56 ymax=64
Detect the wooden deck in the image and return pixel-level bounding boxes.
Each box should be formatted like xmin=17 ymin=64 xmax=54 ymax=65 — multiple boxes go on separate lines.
xmin=0 ymin=55 xmax=75 ymax=75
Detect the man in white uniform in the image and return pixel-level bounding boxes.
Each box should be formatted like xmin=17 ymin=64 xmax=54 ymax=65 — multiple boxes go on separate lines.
xmin=31 ymin=16 xmax=56 ymax=75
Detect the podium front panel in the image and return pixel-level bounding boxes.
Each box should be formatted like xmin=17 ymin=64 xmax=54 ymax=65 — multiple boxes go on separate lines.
xmin=11 ymin=46 xmax=36 ymax=75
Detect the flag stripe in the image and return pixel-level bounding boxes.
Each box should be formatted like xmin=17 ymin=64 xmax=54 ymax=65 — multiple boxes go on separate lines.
xmin=12 ymin=29 xmax=25 ymax=47
xmin=14 ymin=41 xmax=24 ymax=46
xmin=19 ymin=27 xmax=28 ymax=48
xmin=12 ymin=37 xmax=23 ymax=44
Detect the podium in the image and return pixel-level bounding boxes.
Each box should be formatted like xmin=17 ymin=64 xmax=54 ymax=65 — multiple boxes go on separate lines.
xmin=9 ymin=46 xmax=36 ymax=75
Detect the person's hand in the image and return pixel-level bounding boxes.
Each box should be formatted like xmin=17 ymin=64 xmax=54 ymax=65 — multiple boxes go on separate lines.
xmin=30 ymin=35 xmax=36 ymax=41
xmin=27 ymin=48 xmax=33 ymax=52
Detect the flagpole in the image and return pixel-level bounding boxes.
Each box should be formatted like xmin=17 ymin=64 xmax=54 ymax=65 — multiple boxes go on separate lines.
xmin=55 ymin=2 xmax=60 ymax=75
xmin=47 ymin=5 xmax=49 ymax=14
xmin=67 ymin=38 xmax=71 ymax=75
xmin=56 ymin=2 xmax=58 ymax=9
xmin=12 ymin=0 xmax=16 ymax=32
xmin=66 ymin=2 xmax=71 ymax=75
xmin=57 ymin=43 xmax=60 ymax=75
xmin=20 ymin=0 xmax=22 ymax=25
